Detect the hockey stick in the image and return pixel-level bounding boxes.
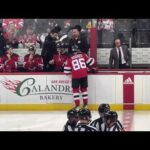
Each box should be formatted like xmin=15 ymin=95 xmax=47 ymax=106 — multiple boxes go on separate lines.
xmin=56 ymin=35 xmax=68 ymax=43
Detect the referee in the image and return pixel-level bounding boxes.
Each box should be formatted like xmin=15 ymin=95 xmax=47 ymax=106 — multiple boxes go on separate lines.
xmin=90 ymin=104 xmax=110 ymax=131
xmin=74 ymin=109 xmax=97 ymax=132
xmin=104 ymin=111 xmax=123 ymax=131
xmin=63 ymin=109 xmax=78 ymax=131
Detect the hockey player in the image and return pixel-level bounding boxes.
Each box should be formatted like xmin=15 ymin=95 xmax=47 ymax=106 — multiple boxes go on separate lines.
xmin=90 ymin=104 xmax=110 ymax=131
xmin=74 ymin=108 xmax=97 ymax=132
xmin=63 ymin=108 xmax=78 ymax=131
xmin=23 ymin=45 xmax=43 ymax=72
xmin=49 ymin=42 xmax=67 ymax=72
xmin=64 ymin=45 xmax=95 ymax=110
xmin=104 ymin=111 xmax=124 ymax=131
xmin=1 ymin=45 xmax=19 ymax=72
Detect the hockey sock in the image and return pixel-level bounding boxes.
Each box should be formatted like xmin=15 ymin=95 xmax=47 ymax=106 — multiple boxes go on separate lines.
xmin=81 ymin=88 xmax=88 ymax=106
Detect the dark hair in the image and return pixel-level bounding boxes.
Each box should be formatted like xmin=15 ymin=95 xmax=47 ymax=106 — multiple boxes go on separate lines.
xmin=73 ymin=25 xmax=82 ymax=32
xmin=51 ymin=25 xmax=61 ymax=34
xmin=113 ymin=38 xmax=121 ymax=48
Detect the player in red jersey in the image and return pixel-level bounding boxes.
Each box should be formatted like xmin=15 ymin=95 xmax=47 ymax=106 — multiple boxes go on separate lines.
xmin=0 ymin=57 xmax=4 ymax=72
xmin=64 ymin=45 xmax=95 ymax=110
xmin=0 ymin=45 xmax=19 ymax=72
xmin=23 ymin=45 xmax=43 ymax=72
xmin=49 ymin=42 xmax=67 ymax=72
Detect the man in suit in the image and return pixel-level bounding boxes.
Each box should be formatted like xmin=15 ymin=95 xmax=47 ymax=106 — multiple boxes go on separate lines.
xmin=109 ymin=38 xmax=131 ymax=69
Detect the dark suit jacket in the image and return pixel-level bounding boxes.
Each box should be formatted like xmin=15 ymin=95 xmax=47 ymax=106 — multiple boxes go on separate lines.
xmin=109 ymin=45 xmax=131 ymax=69
xmin=0 ymin=33 xmax=6 ymax=57
xmin=68 ymin=34 xmax=89 ymax=55
xmin=41 ymin=34 xmax=57 ymax=62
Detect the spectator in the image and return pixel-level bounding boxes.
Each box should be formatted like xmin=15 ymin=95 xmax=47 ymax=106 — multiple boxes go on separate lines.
xmin=18 ymin=26 xmax=38 ymax=48
xmin=48 ymin=19 xmax=57 ymax=31
xmin=1 ymin=45 xmax=19 ymax=72
xmin=2 ymin=19 xmax=24 ymax=31
xmin=63 ymin=19 xmax=72 ymax=33
xmin=41 ymin=25 xmax=61 ymax=72
xmin=68 ymin=25 xmax=89 ymax=55
xmin=109 ymin=38 xmax=131 ymax=69
xmin=0 ymin=23 xmax=7 ymax=57
xmin=49 ymin=42 xmax=67 ymax=72
xmin=2 ymin=19 xmax=24 ymax=43
xmin=23 ymin=45 xmax=43 ymax=72
xmin=97 ymin=19 xmax=115 ymax=48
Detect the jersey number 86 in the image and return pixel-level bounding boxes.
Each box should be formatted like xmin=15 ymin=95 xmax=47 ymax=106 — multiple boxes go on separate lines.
xmin=72 ymin=58 xmax=86 ymax=70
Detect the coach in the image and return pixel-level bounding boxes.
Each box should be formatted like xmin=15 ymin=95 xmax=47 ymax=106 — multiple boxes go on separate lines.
xmin=109 ymin=38 xmax=131 ymax=69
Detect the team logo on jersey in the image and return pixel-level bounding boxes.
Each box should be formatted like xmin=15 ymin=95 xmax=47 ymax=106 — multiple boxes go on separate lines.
xmin=123 ymin=77 xmax=134 ymax=85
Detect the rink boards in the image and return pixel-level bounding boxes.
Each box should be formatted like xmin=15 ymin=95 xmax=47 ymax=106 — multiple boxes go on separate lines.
xmin=0 ymin=72 xmax=149 ymax=110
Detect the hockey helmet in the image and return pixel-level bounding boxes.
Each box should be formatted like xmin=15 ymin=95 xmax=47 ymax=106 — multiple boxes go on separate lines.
xmin=71 ymin=44 xmax=80 ymax=53
xmin=104 ymin=111 xmax=118 ymax=124
xmin=78 ymin=108 xmax=92 ymax=120
xmin=67 ymin=108 xmax=78 ymax=120
xmin=98 ymin=104 xmax=110 ymax=114
xmin=28 ymin=45 xmax=36 ymax=52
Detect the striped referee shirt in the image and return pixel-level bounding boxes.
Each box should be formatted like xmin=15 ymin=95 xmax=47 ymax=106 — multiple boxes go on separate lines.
xmin=90 ymin=117 xmax=124 ymax=131
xmin=106 ymin=122 xmax=123 ymax=132
xmin=63 ymin=121 xmax=76 ymax=131
xmin=74 ymin=123 xmax=98 ymax=132
xmin=90 ymin=117 xmax=106 ymax=131
xmin=117 ymin=120 xmax=124 ymax=131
